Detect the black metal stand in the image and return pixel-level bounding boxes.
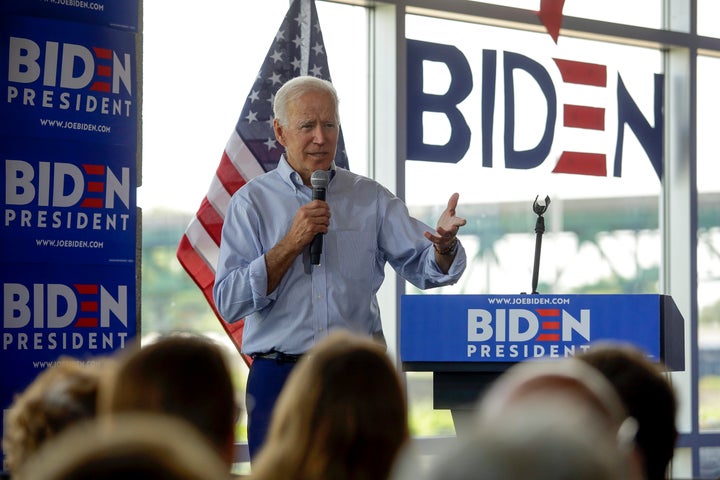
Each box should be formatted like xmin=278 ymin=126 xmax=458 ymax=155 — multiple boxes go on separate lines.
xmin=531 ymin=195 xmax=551 ymax=294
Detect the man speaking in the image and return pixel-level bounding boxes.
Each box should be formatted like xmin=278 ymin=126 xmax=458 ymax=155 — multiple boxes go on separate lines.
xmin=213 ymin=76 xmax=467 ymax=459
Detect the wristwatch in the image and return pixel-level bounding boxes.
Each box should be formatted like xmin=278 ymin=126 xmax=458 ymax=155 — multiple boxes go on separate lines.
xmin=434 ymin=237 xmax=458 ymax=256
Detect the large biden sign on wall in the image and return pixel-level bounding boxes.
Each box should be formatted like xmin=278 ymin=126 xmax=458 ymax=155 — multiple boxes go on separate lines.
xmin=406 ymin=38 xmax=663 ymax=181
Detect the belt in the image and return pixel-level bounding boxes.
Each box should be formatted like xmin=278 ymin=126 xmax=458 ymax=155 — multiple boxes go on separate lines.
xmin=251 ymin=350 xmax=304 ymax=364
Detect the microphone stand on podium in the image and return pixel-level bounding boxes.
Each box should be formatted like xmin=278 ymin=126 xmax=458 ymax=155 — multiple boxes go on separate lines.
xmin=529 ymin=195 xmax=550 ymax=295
xmin=399 ymin=195 xmax=685 ymax=438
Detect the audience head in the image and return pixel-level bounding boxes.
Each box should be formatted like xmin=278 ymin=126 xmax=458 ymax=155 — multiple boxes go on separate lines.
xmin=100 ymin=333 xmax=238 ymax=467
xmin=425 ymin=400 xmax=635 ymax=480
xmin=458 ymin=357 xmax=643 ymax=480
xmin=477 ymin=357 xmax=630 ymax=433
xmin=14 ymin=412 xmax=230 ymax=480
xmin=2 ymin=357 xmax=101 ymax=472
xmin=576 ymin=342 xmax=678 ymax=480
xmin=250 ymin=330 xmax=409 ymax=480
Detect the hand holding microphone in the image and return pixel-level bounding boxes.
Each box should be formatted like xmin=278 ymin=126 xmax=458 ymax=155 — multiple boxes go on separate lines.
xmin=310 ymin=170 xmax=330 ymax=265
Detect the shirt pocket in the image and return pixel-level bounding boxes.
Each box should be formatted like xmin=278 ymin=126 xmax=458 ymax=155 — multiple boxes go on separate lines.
xmin=330 ymin=230 xmax=375 ymax=280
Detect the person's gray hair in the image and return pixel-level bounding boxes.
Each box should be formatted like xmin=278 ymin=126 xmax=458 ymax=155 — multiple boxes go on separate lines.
xmin=273 ymin=76 xmax=340 ymax=127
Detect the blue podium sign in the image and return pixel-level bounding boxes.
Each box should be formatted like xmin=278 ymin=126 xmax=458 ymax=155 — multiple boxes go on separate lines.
xmin=401 ymin=294 xmax=684 ymax=370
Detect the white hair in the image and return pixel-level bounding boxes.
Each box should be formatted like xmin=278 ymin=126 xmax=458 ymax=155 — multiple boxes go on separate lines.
xmin=273 ymin=76 xmax=340 ymax=127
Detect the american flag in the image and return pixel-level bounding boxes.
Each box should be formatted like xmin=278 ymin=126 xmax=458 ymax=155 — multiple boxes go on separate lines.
xmin=176 ymin=0 xmax=349 ymax=363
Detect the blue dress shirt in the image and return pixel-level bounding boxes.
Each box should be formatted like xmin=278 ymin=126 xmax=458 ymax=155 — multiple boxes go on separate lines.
xmin=213 ymin=156 xmax=466 ymax=355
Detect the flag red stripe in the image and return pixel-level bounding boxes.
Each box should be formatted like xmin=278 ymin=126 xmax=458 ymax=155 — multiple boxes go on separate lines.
xmin=195 ymin=198 xmax=224 ymax=246
xmin=217 ymin=151 xmax=249 ymax=196
xmin=177 ymin=235 xmax=215 ymax=289
xmin=176 ymin=235 xmax=251 ymax=364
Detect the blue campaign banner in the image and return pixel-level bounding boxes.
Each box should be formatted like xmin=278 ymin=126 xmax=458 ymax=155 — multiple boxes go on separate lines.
xmin=0 ymin=0 xmax=139 ymax=32
xmin=0 ymin=15 xmax=139 ymax=146
xmin=0 ymin=136 xmax=137 ymax=265
xmin=0 ymin=261 xmax=137 ymax=440
xmin=401 ymin=294 xmax=668 ymax=363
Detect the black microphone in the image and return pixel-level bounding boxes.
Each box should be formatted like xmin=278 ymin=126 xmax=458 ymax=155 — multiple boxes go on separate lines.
xmin=310 ymin=170 xmax=330 ymax=265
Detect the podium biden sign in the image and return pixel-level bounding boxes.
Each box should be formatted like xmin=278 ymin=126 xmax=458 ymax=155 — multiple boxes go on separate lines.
xmin=400 ymin=294 xmax=683 ymax=367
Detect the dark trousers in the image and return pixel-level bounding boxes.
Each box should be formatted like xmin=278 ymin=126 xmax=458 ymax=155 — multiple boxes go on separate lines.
xmin=246 ymin=357 xmax=297 ymax=461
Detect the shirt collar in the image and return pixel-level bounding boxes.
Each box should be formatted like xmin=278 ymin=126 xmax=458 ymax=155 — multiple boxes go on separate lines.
xmin=277 ymin=154 xmax=337 ymax=191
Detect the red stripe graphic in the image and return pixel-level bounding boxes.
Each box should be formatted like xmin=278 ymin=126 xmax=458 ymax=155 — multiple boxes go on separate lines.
xmin=542 ymin=321 xmax=560 ymax=330
xmin=80 ymin=198 xmax=103 ymax=208
xmin=93 ymin=47 xmax=112 ymax=59
xmin=553 ymin=151 xmax=607 ymax=176
xmin=87 ymin=181 xmax=104 ymax=193
xmin=537 ymin=333 xmax=561 ymax=341
xmin=536 ymin=309 xmax=560 ymax=316
xmin=74 ymin=284 xmax=99 ymax=328
xmin=74 ymin=284 xmax=99 ymax=295
xmin=90 ymin=82 xmax=111 ymax=92
xmin=75 ymin=317 xmax=98 ymax=328
xmin=553 ymin=58 xmax=608 ymax=177
xmin=82 ymin=164 xmax=104 ymax=175
xmin=96 ymin=65 xmax=111 ymax=77
xmin=554 ymin=58 xmax=607 ymax=86
xmin=564 ymin=104 xmax=605 ymax=130
xmin=81 ymin=301 xmax=98 ymax=312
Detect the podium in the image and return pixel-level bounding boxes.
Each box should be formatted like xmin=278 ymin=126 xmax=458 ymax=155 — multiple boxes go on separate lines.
xmin=400 ymin=294 xmax=685 ymax=427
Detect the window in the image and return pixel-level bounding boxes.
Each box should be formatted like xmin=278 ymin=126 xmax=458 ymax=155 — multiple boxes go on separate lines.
xmin=697 ymin=55 xmax=720 ymax=436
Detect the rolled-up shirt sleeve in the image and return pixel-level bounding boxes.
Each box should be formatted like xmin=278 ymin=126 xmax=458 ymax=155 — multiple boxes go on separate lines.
xmin=377 ymin=186 xmax=467 ymax=289
xmin=213 ymin=195 xmax=273 ymax=323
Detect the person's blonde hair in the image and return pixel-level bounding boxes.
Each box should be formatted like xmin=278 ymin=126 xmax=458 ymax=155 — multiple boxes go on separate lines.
xmin=250 ymin=330 xmax=409 ymax=480
xmin=14 ymin=412 xmax=230 ymax=480
xmin=2 ymin=357 xmax=101 ymax=472
xmin=99 ymin=333 xmax=238 ymax=467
